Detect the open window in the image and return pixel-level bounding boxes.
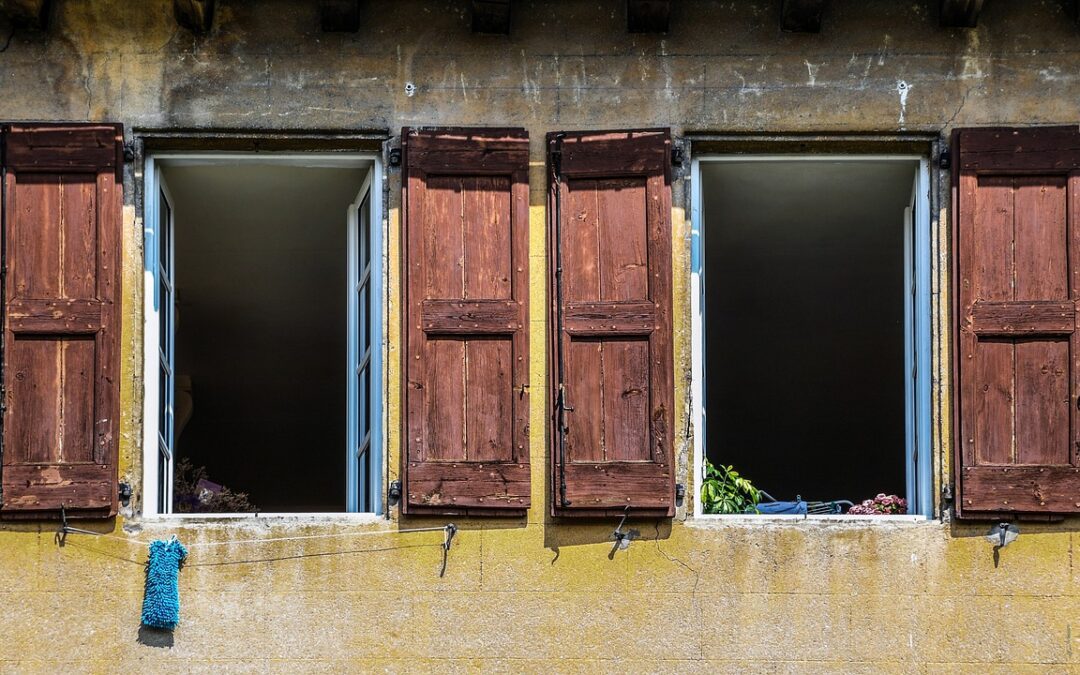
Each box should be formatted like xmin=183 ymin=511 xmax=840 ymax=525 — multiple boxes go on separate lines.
xmin=142 ymin=153 xmax=383 ymax=514
xmin=691 ymin=154 xmax=933 ymax=517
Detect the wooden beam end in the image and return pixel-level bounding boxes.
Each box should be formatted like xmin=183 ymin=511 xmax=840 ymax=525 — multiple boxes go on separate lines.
xmin=627 ymin=0 xmax=670 ymax=34
xmin=472 ymin=0 xmax=510 ymax=35
xmin=781 ymin=0 xmax=824 ymax=33
xmin=173 ymin=0 xmax=214 ymax=34
xmin=321 ymin=0 xmax=361 ymax=33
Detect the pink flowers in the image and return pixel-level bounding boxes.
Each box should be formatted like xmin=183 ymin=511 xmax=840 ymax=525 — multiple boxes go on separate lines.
xmin=848 ymin=493 xmax=907 ymax=515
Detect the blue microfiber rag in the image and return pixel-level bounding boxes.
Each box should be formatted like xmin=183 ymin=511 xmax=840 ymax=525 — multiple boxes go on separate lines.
xmin=141 ymin=537 xmax=188 ymax=629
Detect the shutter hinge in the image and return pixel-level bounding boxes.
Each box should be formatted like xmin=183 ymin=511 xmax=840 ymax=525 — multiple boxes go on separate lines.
xmin=942 ymin=483 xmax=954 ymax=502
xmin=122 ymin=142 xmax=135 ymax=163
xmin=387 ymin=479 xmax=403 ymax=506
xmin=674 ymin=482 xmax=686 ymax=507
xmin=671 ymin=145 xmax=685 ymax=167
xmin=387 ymin=148 xmax=402 ymax=168
xmin=118 ymin=481 xmax=133 ymax=507
xmin=938 ymin=148 xmax=951 ymax=170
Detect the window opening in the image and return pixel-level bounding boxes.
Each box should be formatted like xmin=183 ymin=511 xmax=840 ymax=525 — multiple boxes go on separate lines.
xmin=143 ymin=154 xmax=382 ymax=514
xmin=692 ymin=155 xmax=932 ymax=516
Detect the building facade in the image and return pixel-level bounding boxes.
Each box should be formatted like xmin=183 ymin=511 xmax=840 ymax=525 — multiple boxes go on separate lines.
xmin=1 ymin=0 xmax=1079 ymax=671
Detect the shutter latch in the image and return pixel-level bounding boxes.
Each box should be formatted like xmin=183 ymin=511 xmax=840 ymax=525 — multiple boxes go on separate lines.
xmin=612 ymin=506 xmax=637 ymax=551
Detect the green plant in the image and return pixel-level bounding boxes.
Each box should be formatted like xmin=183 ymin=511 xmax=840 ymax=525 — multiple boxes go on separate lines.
xmin=701 ymin=460 xmax=761 ymax=514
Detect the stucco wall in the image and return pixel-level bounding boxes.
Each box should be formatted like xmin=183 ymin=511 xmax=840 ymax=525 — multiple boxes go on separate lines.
xmin=1 ymin=1 xmax=1078 ymax=671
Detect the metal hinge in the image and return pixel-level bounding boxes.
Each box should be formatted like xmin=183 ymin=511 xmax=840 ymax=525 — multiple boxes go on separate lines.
xmin=118 ymin=482 xmax=133 ymax=507
xmin=942 ymin=483 xmax=954 ymax=502
xmin=387 ymin=479 xmax=403 ymax=506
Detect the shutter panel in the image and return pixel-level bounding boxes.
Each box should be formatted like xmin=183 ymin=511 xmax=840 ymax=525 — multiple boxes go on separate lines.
xmin=548 ymin=129 xmax=675 ymax=517
xmin=401 ymin=127 xmax=530 ymax=515
xmin=955 ymin=126 xmax=1080 ymax=517
xmin=1 ymin=124 xmax=123 ymax=517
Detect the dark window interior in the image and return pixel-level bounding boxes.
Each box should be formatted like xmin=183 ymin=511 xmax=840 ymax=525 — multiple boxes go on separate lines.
xmin=703 ymin=159 xmax=917 ymax=505
xmin=165 ymin=164 xmax=367 ymax=512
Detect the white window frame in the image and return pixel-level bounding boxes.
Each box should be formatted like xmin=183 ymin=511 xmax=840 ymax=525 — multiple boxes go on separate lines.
xmin=690 ymin=154 xmax=933 ymax=520
xmin=141 ymin=152 xmax=384 ymax=516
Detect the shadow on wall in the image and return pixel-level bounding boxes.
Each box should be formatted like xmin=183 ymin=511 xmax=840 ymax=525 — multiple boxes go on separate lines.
xmin=137 ymin=625 xmax=174 ymax=649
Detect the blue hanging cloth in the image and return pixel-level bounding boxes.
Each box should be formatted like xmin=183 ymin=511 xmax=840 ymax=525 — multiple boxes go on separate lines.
xmin=141 ymin=537 xmax=188 ymax=629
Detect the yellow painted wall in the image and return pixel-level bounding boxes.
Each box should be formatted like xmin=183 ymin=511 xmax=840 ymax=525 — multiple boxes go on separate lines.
xmin=1 ymin=1 xmax=1079 ymax=671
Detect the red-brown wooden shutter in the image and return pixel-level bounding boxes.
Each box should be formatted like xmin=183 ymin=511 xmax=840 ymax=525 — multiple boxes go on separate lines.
xmin=1 ymin=124 xmax=123 ymax=517
xmin=401 ymin=127 xmax=530 ymax=515
xmin=548 ymin=129 xmax=675 ymax=517
xmin=955 ymin=126 xmax=1080 ymax=517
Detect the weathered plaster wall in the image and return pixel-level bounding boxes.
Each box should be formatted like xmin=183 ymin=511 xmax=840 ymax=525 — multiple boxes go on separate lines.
xmin=1 ymin=0 xmax=1079 ymax=671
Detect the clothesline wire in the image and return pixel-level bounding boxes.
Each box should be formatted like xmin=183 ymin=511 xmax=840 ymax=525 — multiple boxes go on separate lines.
xmin=57 ymin=523 xmax=454 ymax=549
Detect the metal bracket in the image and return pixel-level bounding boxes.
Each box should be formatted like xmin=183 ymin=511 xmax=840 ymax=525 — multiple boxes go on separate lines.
xmin=118 ymin=481 xmax=133 ymax=507
xmin=439 ymin=523 xmax=457 ymax=577
xmin=54 ymin=506 xmax=103 ymax=547
xmin=387 ymin=148 xmax=402 ymax=168
xmin=612 ymin=506 xmax=633 ymax=550
xmin=938 ymin=148 xmax=951 ymax=170
xmin=387 ymin=479 xmax=403 ymax=506
xmin=674 ymin=482 xmax=686 ymax=507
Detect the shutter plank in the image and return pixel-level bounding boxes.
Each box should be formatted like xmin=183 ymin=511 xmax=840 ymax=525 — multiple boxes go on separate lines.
xmin=603 ymin=340 xmax=650 ymax=462
xmin=402 ymin=127 xmax=529 ymax=515
xmin=970 ymin=301 xmax=1074 ymax=336
xmin=550 ymin=129 xmax=675 ymax=517
xmin=2 ymin=124 xmax=122 ymax=518
xmin=598 ymin=177 xmax=649 ymax=302
xmin=955 ymin=127 xmax=1080 ymax=517
xmin=566 ymin=340 xmax=604 ymax=463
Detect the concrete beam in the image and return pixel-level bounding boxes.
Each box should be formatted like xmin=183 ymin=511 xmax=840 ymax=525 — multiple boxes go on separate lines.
xmin=173 ymin=0 xmax=214 ymax=33
xmin=0 ymin=0 xmax=50 ymax=28
xmin=627 ymin=0 xmax=670 ymax=33
xmin=780 ymin=0 xmax=824 ymax=33
xmin=472 ymin=0 xmax=510 ymax=34
xmin=320 ymin=0 xmax=361 ymax=32
xmin=939 ymin=0 xmax=984 ymax=28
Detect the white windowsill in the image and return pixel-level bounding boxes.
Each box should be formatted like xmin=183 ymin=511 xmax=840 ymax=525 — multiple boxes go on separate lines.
xmin=690 ymin=513 xmax=934 ymax=527
xmin=137 ymin=512 xmax=387 ymax=526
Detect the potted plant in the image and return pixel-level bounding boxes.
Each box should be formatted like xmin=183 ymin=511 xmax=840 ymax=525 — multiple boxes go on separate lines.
xmin=847 ymin=493 xmax=907 ymax=515
xmin=700 ymin=460 xmax=762 ymax=514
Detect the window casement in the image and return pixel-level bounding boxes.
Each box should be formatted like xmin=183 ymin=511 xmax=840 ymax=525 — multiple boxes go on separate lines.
xmin=953 ymin=126 xmax=1080 ymax=518
xmin=142 ymin=152 xmax=384 ymax=515
xmin=0 ymin=124 xmax=124 ymax=518
xmin=400 ymin=127 xmax=531 ymax=516
xmin=691 ymin=150 xmax=934 ymax=518
xmin=547 ymin=129 xmax=676 ymax=517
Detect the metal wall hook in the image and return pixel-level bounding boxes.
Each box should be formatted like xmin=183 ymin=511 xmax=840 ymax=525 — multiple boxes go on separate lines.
xmin=54 ymin=505 xmax=105 ymax=547
xmin=613 ymin=506 xmax=632 ymax=550
xmin=439 ymin=523 xmax=457 ymax=578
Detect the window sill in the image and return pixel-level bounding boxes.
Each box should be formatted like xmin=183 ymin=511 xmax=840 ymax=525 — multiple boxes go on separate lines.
xmin=137 ymin=512 xmax=386 ymax=526
xmin=690 ymin=513 xmax=934 ymax=527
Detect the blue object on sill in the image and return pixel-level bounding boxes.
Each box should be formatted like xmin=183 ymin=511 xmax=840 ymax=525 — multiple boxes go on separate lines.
xmin=751 ymin=500 xmax=808 ymax=515
xmin=141 ymin=537 xmax=188 ymax=629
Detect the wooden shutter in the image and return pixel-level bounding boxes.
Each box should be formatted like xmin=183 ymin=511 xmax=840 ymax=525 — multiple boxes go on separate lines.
xmin=548 ymin=129 xmax=675 ymax=517
xmin=955 ymin=126 xmax=1080 ymax=517
xmin=401 ymin=127 xmax=530 ymax=515
xmin=1 ymin=124 xmax=123 ymax=517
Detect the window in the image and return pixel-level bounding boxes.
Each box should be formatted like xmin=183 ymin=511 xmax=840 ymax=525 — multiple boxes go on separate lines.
xmin=142 ymin=153 xmax=383 ymax=515
xmin=691 ymin=154 xmax=933 ymax=517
